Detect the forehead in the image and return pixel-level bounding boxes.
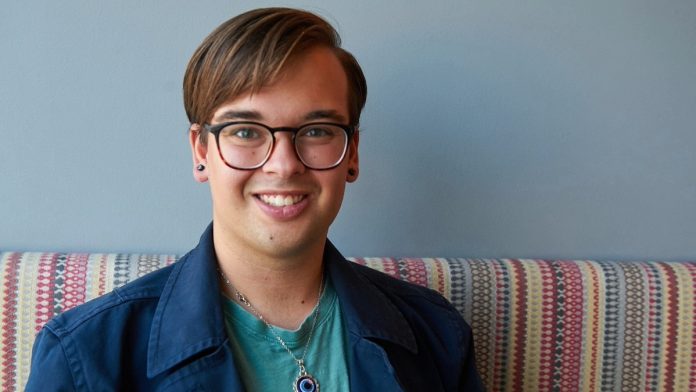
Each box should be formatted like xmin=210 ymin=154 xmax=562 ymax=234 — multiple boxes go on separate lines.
xmin=211 ymin=46 xmax=349 ymax=125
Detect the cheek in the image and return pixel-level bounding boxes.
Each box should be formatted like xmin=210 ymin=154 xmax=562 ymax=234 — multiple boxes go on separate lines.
xmin=320 ymin=172 xmax=348 ymax=206
xmin=208 ymin=163 xmax=253 ymax=199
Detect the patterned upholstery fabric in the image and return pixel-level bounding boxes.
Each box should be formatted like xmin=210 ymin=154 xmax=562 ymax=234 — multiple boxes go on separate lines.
xmin=1 ymin=252 xmax=695 ymax=391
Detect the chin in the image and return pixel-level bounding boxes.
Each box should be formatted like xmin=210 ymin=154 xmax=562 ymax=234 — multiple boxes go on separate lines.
xmin=256 ymin=228 xmax=326 ymax=258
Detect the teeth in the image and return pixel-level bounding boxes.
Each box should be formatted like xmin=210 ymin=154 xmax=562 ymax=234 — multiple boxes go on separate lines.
xmin=259 ymin=194 xmax=304 ymax=207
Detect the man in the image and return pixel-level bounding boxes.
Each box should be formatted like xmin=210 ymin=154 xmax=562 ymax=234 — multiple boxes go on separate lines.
xmin=27 ymin=8 xmax=483 ymax=391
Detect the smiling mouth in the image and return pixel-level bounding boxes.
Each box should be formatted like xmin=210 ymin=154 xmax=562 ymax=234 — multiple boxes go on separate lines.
xmin=257 ymin=194 xmax=307 ymax=207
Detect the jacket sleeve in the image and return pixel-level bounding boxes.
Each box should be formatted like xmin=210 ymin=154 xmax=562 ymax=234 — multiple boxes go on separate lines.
xmin=25 ymin=327 xmax=78 ymax=391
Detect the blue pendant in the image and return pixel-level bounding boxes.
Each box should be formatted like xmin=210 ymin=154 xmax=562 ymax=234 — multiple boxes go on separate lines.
xmin=294 ymin=374 xmax=319 ymax=392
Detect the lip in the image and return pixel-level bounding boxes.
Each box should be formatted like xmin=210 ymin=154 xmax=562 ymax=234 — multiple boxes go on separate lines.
xmin=253 ymin=191 xmax=310 ymax=220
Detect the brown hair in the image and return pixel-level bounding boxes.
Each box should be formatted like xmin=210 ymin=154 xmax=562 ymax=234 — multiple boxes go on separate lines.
xmin=183 ymin=7 xmax=367 ymax=139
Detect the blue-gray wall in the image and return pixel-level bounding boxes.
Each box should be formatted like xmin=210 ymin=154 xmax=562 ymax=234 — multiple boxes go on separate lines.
xmin=2 ymin=1 xmax=695 ymax=260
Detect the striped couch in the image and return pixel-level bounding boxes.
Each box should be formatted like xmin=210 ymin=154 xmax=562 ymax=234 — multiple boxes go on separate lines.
xmin=1 ymin=252 xmax=695 ymax=391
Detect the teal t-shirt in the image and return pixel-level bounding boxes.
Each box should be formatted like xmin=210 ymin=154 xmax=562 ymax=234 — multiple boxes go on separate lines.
xmin=222 ymin=277 xmax=350 ymax=391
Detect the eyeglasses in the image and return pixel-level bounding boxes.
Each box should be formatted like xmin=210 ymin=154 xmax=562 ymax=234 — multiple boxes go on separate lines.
xmin=204 ymin=121 xmax=356 ymax=170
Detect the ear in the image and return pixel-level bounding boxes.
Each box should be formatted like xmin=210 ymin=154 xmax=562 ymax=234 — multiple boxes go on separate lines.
xmin=346 ymin=131 xmax=360 ymax=183
xmin=189 ymin=124 xmax=209 ymax=183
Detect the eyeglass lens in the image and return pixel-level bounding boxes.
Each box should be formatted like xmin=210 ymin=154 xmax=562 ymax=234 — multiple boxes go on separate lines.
xmin=217 ymin=123 xmax=348 ymax=169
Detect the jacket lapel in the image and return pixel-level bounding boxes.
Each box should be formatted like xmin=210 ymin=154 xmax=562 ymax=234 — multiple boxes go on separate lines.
xmin=146 ymin=224 xmax=244 ymax=390
xmin=325 ymin=241 xmax=416 ymax=391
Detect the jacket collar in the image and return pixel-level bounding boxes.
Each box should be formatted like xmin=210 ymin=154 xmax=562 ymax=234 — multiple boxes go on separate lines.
xmin=147 ymin=223 xmax=228 ymax=378
xmin=324 ymin=241 xmax=417 ymax=353
xmin=146 ymin=223 xmax=417 ymax=378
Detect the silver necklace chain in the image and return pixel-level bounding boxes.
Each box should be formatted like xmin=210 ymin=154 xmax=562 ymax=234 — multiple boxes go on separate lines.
xmin=219 ymin=269 xmax=325 ymax=384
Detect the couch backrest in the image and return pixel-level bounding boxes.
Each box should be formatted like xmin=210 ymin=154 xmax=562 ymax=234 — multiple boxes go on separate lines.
xmin=1 ymin=252 xmax=695 ymax=391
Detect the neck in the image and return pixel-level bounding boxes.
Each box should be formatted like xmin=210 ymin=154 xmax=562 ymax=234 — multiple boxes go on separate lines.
xmin=213 ymin=229 xmax=326 ymax=329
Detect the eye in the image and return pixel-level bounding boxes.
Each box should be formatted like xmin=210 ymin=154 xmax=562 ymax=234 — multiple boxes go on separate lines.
xmin=305 ymin=127 xmax=330 ymax=137
xmin=219 ymin=124 xmax=265 ymax=140
xmin=300 ymin=126 xmax=340 ymax=138
xmin=232 ymin=127 xmax=260 ymax=139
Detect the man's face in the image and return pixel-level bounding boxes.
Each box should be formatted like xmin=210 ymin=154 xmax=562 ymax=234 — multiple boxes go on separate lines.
xmin=190 ymin=46 xmax=359 ymax=259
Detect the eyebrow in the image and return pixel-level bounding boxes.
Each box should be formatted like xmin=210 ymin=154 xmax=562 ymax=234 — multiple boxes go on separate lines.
xmin=303 ymin=110 xmax=347 ymax=123
xmin=215 ymin=109 xmax=347 ymax=124
xmin=216 ymin=110 xmax=262 ymax=121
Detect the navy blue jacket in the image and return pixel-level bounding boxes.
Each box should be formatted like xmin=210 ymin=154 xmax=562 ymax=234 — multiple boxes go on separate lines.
xmin=27 ymin=225 xmax=483 ymax=391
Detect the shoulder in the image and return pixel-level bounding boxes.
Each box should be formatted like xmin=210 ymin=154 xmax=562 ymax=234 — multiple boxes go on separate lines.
xmin=345 ymin=261 xmax=473 ymax=344
xmin=44 ymin=262 xmax=175 ymax=337
xmin=337 ymin=260 xmax=483 ymax=390
xmin=358 ymin=261 xmax=467 ymax=314
xmin=27 ymin=261 xmax=180 ymax=390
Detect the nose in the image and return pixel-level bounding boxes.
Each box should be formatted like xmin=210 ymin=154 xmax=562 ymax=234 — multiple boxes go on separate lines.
xmin=262 ymin=132 xmax=306 ymax=177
